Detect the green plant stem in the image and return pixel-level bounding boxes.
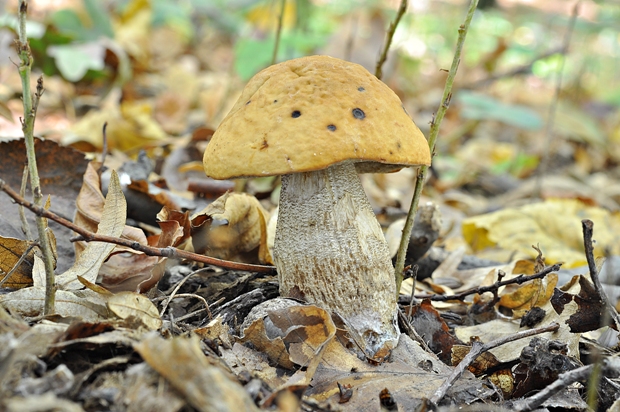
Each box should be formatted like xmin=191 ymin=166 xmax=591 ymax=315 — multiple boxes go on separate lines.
xmin=374 ymin=0 xmax=407 ymax=80
xmin=271 ymin=0 xmax=287 ymax=65
xmin=394 ymin=0 xmax=479 ymax=294
xmin=16 ymin=0 xmax=56 ymax=314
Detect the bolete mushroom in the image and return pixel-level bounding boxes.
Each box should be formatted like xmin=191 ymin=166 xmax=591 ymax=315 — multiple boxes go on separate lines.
xmin=203 ymin=55 xmax=431 ymax=356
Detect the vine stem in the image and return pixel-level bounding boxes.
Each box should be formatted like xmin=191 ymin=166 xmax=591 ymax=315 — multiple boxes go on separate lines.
xmin=394 ymin=0 xmax=480 ymax=294
xmin=15 ymin=0 xmax=56 ymax=314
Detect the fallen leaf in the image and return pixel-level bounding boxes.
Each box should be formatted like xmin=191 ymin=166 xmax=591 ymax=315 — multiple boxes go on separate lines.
xmin=57 ymin=170 xmax=126 ymax=290
xmin=107 ymin=292 xmax=162 ymax=330
xmin=191 ymin=192 xmax=271 ymax=264
xmin=240 ymin=304 xmax=336 ymax=370
xmin=0 ymin=236 xmax=34 ymax=289
xmin=134 ymin=333 xmax=259 ymax=412
xmin=462 ymin=199 xmax=620 ymax=268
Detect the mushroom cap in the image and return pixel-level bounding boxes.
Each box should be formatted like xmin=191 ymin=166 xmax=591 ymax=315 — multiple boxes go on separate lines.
xmin=203 ymin=55 xmax=431 ymax=179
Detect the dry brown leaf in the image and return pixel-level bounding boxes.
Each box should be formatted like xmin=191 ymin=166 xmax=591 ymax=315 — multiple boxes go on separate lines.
xmin=191 ymin=192 xmax=271 ymax=264
xmin=134 ymin=333 xmax=259 ymax=412
xmin=240 ymin=304 xmax=336 ymax=370
xmin=499 ymin=273 xmax=558 ymax=314
xmin=57 ymin=170 xmax=127 ymax=290
xmin=455 ymin=274 xmax=582 ymax=363
xmin=74 ymin=162 xmax=146 ymax=253
xmin=155 ymin=207 xmax=190 ymax=248
xmin=194 ymin=316 xmax=232 ymax=349
xmin=307 ymin=335 xmax=490 ymax=410
xmin=0 ymin=236 xmax=35 ymax=289
xmin=220 ymin=343 xmax=289 ymax=390
xmin=97 ymin=253 xmax=165 ymax=293
xmin=107 ymin=292 xmax=162 ymax=330
xmin=0 ymin=288 xmax=111 ymax=321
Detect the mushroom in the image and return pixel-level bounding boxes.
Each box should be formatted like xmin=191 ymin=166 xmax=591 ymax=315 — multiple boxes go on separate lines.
xmin=203 ymin=55 xmax=431 ymax=356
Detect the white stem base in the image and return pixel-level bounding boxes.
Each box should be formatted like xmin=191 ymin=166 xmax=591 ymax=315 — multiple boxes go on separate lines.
xmin=274 ymin=163 xmax=399 ymax=355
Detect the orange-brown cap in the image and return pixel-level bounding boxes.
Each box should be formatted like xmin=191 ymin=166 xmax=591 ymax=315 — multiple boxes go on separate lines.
xmin=203 ymin=55 xmax=431 ymax=179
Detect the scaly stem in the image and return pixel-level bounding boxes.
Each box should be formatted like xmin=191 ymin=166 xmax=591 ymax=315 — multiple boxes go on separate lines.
xmin=16 ymin=0 xmax=56 ymax=314
xmin=394 ymin=0 xmax=479 ymax=294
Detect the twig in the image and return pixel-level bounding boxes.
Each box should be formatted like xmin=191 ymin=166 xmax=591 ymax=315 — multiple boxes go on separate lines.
xmin=19 ymin=166 xmax=32 ymax=240
xmin=15 ymin=0 xmax=56 ymax=314
xmin=161 ymin=293 xmax=212 ymax=321
xmin=374 ymin=0 xmax=407 ymax=80
xmin=159 ymin=269 xmax=199 ymax=317
xmin=395 ymin=0 xmax=480 ymax=294
xmin=581 ymin=220 xmax=620 ymax=329
xmin=535 ymin=2 xmax=580 ymax=198
xmin=271 ymin=0 xmax=286 ymax=65
xmin=465 ymin=46 xmax=563 ymax=88
xmin=411 ymin=263 xmax=561 ymax=302
xmin=428 ymin=322 xmax=560 ymax=407
xmin=0 ymin=178 xmax=276 ymax=274
xmin=397 ymin=308 xmax=431 ymax=353
xmin=98 ymin=122 xmax=108 ymax=178
xmin=507 ymin=358 xmax=620 ymax=411
xmin=581 ymin=219 xmax=618 ymax=410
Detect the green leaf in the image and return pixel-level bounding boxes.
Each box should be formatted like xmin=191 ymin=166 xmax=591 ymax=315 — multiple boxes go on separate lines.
xmin=234 ymin=31 xmax=327 ymax=80
xmin=47 ymin=42 xmax=106 ymax=81
xmin=457 ymin=91 xmax=543 ymax=130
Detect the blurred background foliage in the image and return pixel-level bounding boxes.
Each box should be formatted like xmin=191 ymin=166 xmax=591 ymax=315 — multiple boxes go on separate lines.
xmin=0 ymin=0 xmax=619 ymax=220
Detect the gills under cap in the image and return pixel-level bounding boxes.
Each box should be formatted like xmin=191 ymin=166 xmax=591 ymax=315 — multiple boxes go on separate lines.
xmin=203 ymin=55 xmax=431 ymax=180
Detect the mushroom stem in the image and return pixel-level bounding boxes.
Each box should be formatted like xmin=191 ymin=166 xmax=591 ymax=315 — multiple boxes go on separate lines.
xmin=274 ymin=162 xmax=399 ymax=355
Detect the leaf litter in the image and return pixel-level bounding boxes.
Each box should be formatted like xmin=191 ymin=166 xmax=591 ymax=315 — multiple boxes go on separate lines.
xmin=1 ymin=1 xmax=620 ymax=411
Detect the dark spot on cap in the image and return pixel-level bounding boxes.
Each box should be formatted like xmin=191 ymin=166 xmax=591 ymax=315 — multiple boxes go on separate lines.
xmin=327 ymin=124 xmax=337 ymax=131
xmin=352 ymin=108 xmax=365 ymax=119
xmin=273 ymin=99 xmax=278 ymax=103
xmin=260 ymin=138 xmax=268 ymax=150
xmin=292 ymin=110 xmax=301 ymax=118
xmin=389 ymin=150 xmax=393 ymax=155
xmin=246 ymin=100 xmax=251 ymax=105
xmin=358 ymin=87 xmax=365 ymax=92
xmin=397 ymin=142 xmax=402 ymax=149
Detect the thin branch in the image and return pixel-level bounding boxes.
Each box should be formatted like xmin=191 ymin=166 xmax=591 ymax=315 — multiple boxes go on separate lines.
xmin=535 ymin=2 xmax=580 ymax=197
xmin=507 ymin=359 xmax=620 ymax=411
xmin=411 ymin=263 xmax=562 ymax=302
xmin=271 ymin=0 xmax=287 ymax=65
xmin=0 ymin=178 xmax=276 ymax=274
xmin=19 ymin=166 xmax=32 ymax=240
xmin=428 ymin=322 xmax=560 ymax=406
xmin=394 ymin=0 xmax=479 ymax=293
xmin=15 ymin=0 xmax=56 ymax=314
xmin=582 ymin=220 xmax=620 ymax=329
xmin=374 ymin=0 xmax=407 ymax=80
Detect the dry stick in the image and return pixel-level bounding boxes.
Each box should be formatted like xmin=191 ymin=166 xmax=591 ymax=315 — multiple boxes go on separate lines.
xmin=581 ymin=219 xmax=620 ymax=409
xmin=581 ymin=219 xmax=620 ymax=328
xmin=15 ymin=0 xmax=56 ymax=314
xmin=414 ymin=263 xmax=562 ymax=302
xmin=428 ymin=322 xmax=560 ymax=407
xmin=535 ymin=1 xmax=580 ymax=198
xmin=394 ymin=0 xmax=479 ymax=295
xmin=271 ymin=0 xmax=287 ymax=65
xmin=507 ymin=360 xmax=620 ymax=412
xmin=374 ymin=0 xmax=407 ymax=80
xmin=0 ymin=178 xmax=276 ymax=274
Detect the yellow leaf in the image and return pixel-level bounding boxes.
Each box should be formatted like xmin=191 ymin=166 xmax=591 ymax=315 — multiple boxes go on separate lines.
xmin=462 ymin=199 xmax=620 ymax=268
xmin=107 ymin=291 xmax=162 ymax=330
